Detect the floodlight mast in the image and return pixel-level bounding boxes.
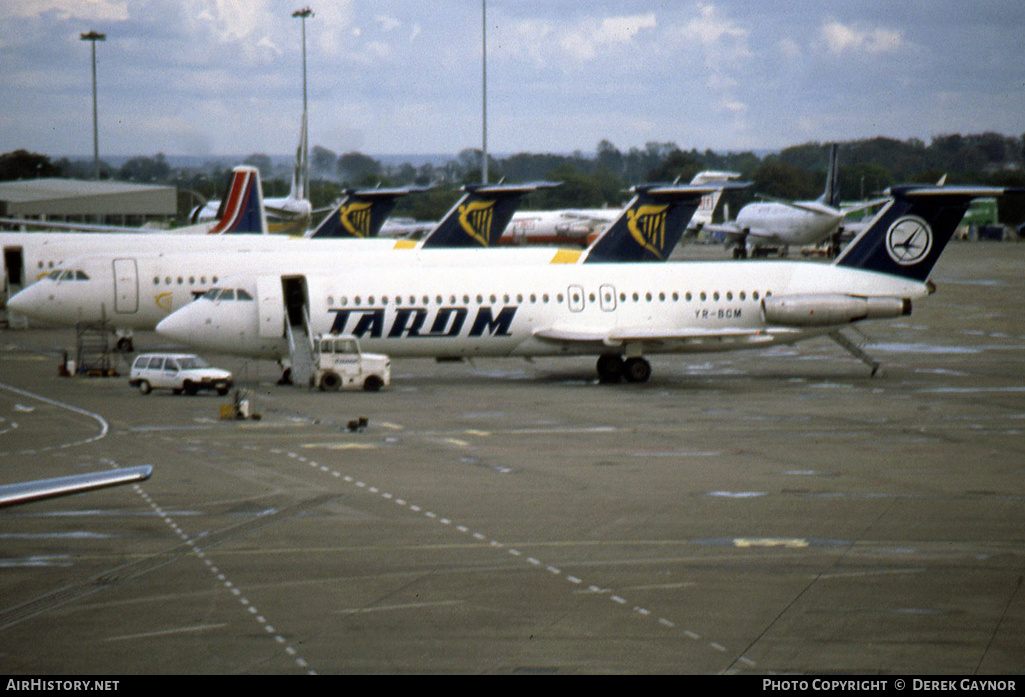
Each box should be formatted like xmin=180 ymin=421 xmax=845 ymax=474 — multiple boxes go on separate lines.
xmin=80 ymin=30 xmax=106 ymax=180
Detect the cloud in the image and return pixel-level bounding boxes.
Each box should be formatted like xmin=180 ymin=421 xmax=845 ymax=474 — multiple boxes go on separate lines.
xmin=684 ymin=3 xmax=748 ymax=48
xmin=548 ymin=12 xmax=658 ymax=63
xmin=819 ymin=19 xmax=903 ymax=55
xmin=6 ymin=0 xmax=130 ymax=21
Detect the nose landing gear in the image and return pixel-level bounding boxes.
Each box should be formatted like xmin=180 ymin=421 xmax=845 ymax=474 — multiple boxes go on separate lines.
xmin=596 ymin=354 xmax=651 ymax=384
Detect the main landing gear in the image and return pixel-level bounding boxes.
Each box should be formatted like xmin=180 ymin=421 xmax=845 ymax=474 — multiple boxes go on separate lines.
xmin=596 ymin=354 xmax=651 ymax=384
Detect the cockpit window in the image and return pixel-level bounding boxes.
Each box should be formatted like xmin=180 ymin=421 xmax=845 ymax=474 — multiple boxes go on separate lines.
xmin=201 ymin=288 xmax=221 ymax=300
xmin=236 ymin=289 xmax=253 ymax=301
xmin=219 ymin=289 xmax=235 ymax=301
xmin=75 ymin=270 xmax=90 ymax=280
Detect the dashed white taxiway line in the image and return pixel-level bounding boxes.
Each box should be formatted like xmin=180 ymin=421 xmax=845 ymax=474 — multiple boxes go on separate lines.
xmin=272 ymin=447 xmax=755 ymax=670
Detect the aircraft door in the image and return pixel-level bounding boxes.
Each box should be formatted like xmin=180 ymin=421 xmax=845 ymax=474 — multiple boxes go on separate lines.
xmin=113 ymin=258 xmax=138 ymax=314
xmin=281 ymin=276 xmax=310 ymax=328
xmin=599 ymin=284 xmax=617 ymax=312
xmin=3 ymin=247 xmax=25 ymax=299
xmin=257 ymin=275 xmax=286 ymax=338
xmin=568 ymin=284 xmax=585 ymax=312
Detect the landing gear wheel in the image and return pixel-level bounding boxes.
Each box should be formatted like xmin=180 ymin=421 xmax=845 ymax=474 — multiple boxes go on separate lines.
xmin=596 ymin=354 xmax=624 ymax=383
xmin=623 ymin=357 xmax=652 ymax=383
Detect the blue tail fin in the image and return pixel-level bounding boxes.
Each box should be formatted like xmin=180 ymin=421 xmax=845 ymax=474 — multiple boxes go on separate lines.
xmin=309 ymin=186 xmax=429 ymax=239
xmin=834 ymin=185 xmax=1022 ymax=281
xmin=208 ymin=166 xmax=267 ymax=235
xmin=420 ymin=182 xmax=561 ymax=248
xmin=584 ymin=182 xmax=749 ymax=263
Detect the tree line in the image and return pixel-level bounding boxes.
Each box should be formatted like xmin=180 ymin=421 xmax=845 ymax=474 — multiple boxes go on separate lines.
xmin=3 ymin=131 xmax=1024 ymax=225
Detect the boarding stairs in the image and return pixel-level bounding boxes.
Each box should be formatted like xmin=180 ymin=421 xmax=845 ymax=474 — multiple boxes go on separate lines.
xmin=285 ymin=306 xmax=316 ymax=388
xmin=75 ymin=322 xmax=118 ymax=376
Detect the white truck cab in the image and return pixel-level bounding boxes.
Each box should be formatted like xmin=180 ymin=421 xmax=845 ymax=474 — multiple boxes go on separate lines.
xmin=129 ymin=353 xmax=233 ymax=396
xmin=313 ymin=334 xmax=390 ymax=392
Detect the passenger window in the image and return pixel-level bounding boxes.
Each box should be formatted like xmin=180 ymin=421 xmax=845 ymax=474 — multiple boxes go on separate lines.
xmin=165 ymin=359 xmax=179 ymax=372
xmin=148 ymin=357 xmax=164 ymax=370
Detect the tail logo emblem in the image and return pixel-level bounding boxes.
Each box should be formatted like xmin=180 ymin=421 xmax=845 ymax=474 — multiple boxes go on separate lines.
xmin=886 ymin=216 xmax=932 ymax=265
xmin=338 ymin=201 xmax=374 ymax=237
xmin=458 ymin=200 xmax=496 ymax=247
xmin=627 ymin=204 xmax=670 ymax=259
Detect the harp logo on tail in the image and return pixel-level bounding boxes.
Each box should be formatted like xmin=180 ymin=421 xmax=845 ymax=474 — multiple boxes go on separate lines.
xmin=338 ymin=201 xmax=374 ymax=238
xmin=458 ymin=200 xmax=497 ymax=247
xmin=627 ymin=204 xmax=670 ymax=260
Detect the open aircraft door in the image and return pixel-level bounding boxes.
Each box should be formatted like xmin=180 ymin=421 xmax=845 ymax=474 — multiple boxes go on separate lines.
xmin=113 ymin=258 xmax=138 ymax=314
xmin=257 ymin=275 xmax=286 ymax=339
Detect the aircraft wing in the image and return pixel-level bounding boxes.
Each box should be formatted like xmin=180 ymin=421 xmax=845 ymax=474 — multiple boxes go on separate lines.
xmin=699 ymin=222 xmax=745 ymax=239
xmin=0 ymin=466 xmax=152 ymax=508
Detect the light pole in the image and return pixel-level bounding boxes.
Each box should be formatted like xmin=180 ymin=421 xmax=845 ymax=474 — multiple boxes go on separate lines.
xmin=80 ymin=30 xmax=106 ymax=180
xmin=292 ymin=7 xmax=313 ymax=198
xmin=482 ymin=0 xmax=488 ymax=184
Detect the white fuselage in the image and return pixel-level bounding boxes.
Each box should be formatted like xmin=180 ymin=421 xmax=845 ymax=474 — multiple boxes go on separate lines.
xmin=155 ymin=260 xmax=929 ymax=363
xmin=7 ymin=244 xmax=584 ymax=330
xmin=734 ymin=201 xmax=844 ymax=248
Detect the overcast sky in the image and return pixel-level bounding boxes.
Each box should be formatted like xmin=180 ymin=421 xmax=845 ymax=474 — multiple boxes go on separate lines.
xmin=2 ymin=1 xmax=1023 ymax=159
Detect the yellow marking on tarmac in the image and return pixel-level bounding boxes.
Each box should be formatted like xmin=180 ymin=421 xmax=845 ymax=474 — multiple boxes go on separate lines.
xmin=336 ymin=600 xmax=462 ymax=615
xmin=443 ymin=438 xmax=470 ymax=447
xmin=391 ymin=239 xmax=418 ymax=249
xmin=378 ymin=422 xmax=405 ymax=430
xmin=464 ymin=429 xmax=492 ymax=436
xmin=733 ymin=538 xmax=809 ymax=549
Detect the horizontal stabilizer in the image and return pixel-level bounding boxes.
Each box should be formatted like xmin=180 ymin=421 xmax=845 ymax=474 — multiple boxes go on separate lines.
xmin=421 ymin=181 xmax=562 ymax=249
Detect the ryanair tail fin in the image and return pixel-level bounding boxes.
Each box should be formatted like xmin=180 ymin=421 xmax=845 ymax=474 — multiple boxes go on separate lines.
xmin=583 ymin=182 xmax=750 ymax=263
xmin=308 ymin=186 xmax=430 ymax=239
xmin=420 ymin=182 xmax=561 ymax=248
xmin=208 ymin=166 xmax=268 ymax=235
xmin=834 ymin=185 xmax=1023 ymax=281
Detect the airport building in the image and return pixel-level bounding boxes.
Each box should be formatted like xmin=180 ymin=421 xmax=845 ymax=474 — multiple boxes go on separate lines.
xmin=0 ymin=178 xmax=177 ymax=228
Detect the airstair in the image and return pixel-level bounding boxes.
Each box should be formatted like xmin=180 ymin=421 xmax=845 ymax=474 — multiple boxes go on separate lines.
xmin=285 ymin=306 xmax=316 ymax=388
xmin=75 ymin=322 xmax=118 ymax=376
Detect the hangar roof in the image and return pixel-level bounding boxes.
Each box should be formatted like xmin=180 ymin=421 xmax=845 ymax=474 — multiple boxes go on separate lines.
xmin=0 ymin=178 xmax=176 ymax=217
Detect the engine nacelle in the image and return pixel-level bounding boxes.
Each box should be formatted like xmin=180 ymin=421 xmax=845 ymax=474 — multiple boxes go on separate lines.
xmin=761 ymin=294 xmax=911 ymax=327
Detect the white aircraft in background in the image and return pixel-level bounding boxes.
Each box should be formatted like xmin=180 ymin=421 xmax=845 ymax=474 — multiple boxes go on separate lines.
xmin=497 ymin=170 xmax=741 ymax=248
xmin=10 ymin=182 xmax=739 ymax=337
xmin=706 ymin=144 xmax=883 ymax=258
xmin=156 ymin=184 xmax=1022 ymax=384
xmin=189 ymin=112 xmax=315 ymax=235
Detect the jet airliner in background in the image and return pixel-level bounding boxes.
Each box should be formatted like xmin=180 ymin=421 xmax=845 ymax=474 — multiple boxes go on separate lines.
xmin=154 ymin=185 xmax=1022 ymax=384
xmin=705 ymin=144 xmax=884 ymax=258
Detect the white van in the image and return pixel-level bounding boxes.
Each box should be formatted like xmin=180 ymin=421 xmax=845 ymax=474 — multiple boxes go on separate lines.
xmin=129 ymin=353 xmax=233 ymax=396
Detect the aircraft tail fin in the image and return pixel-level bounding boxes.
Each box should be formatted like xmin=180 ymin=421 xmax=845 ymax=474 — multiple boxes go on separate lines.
xmin=308 ymin=186 xmax=430 ymax=238
xmin=817 ymin=143 xmax=841 ymax=208
xmin=834 ymin=185 xmax=1023 ymax=281
xmin=583 ymin=182 xmax=749 ymax=263
xmin=208 ymin=166 xmax=268 ymax=235
xmin=688 ymin=171 xmax=742 ymax=228
xmin=420 ymin=182 xmax=561 ymax=248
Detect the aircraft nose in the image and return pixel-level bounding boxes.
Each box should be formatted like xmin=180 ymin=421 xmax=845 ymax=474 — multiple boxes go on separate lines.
xmin=155 ymin=309 xmax=194 ymax=345
xmin=6 ymin=283 xmax=48 ymax=319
